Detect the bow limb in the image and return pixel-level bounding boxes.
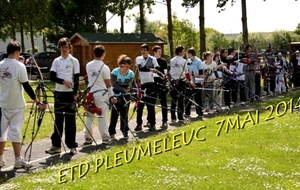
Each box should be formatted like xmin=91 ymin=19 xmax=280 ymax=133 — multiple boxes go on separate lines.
xmin=31 ymin=55 xmax=47 ymax=126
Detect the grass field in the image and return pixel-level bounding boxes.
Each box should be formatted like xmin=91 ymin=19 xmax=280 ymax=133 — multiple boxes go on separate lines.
xmin=2 ymin=90 xmax=300 ymax=189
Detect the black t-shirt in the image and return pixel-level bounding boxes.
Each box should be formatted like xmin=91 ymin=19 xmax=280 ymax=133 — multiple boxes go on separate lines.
xmin=154 ymin=57 xmax=168 ymax=84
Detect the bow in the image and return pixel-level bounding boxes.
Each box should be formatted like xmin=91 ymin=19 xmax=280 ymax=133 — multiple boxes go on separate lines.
xmin=24 ymin=55 xmax=48 ymax=162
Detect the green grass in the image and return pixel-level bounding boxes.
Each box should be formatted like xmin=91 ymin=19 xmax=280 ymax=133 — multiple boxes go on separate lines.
xmin=3 ymin=90 xmax=300 ymax=189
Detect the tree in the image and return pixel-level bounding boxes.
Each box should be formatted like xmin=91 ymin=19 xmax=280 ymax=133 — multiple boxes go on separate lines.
xmin=205 ymin=28 xmax=230 ymax=51
xmin=47 ymin=0 xmax=108 ymax=45
xmin=217 ymin=0 xmax=298 ymax=47
xmin=182 ymin=0 xmax=206 ymax=56
xmin=165 ymin=0 xmax=174 ymax=57
xmin=271 ymin=30 xmax=300 ymax=52
xmin=133 ymin=15 xmax=166 ymax=34
xmin=23 ymin=0 xmax=51 ymax=53
xmin=137 ymin=0 xmax=155 ymax=33
xmin=108 ymin=0 xmax=136 ymax=33
xmin=172 ymin=15 xmax=199 ymax=54
xmin=294 ymin=23 xmax=300 ymax=36
xmin=132 ymin=16 xmax=198 ymax=56
xmin=217 ymin=0 xmax=249 ymax=46
xmin=0 ymin=0 xmax=22 ymax=44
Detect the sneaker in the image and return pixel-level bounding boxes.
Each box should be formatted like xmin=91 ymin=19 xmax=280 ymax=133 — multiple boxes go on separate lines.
xmin=197 ymin=114 xmax=203 ymax=118
xmin=110 ymin=134 xmax=116 ymax=139
xmin=184 ymin=114 xmax=191 ymax=118
xmin=102 ymin=139 xmax=112 ymax=144
xmin=134 ymin=125 xmax=142 ymax=131
xmin=149 ymin=125 xmax=156 ymax=131
xmin=14 ymin=158 xmax=32 ymax=169
xmin=225 ymin=106 xmax=230 ymax=110
xmin=45 ymin=146 xmax=61 ymax=154
xmin=215 ymin=108 xmax=222 ymax=112
xmin=161 ymin=122 xmax=169 ymax=129
xmin=123 ymin=133 xmax=128 ymax=139
xmin=208 ymin=109 xmax=214 ymax=114
xmin=84 ymin=138 xmax=93 ymax=145
xmin=70 ymin=148 xmax=77 ymax=155
xmin=240 ymin=102 xmax=245 ymax=106
xmin=0 ymin=159 xmax=6 ymax=168
xmin=143 ymin=122 xmax=151 ymax=128
xmin=171 ymin=119 xmax=177 ymax=123
xmin=178 ymin=119 xmax=186 ymax=124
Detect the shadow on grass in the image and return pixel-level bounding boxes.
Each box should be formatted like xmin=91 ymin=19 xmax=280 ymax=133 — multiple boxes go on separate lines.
xmin=38 ymin=153 xmax=75 ymax=169
xmin=0 ymin=170 xmax=16 ymax=185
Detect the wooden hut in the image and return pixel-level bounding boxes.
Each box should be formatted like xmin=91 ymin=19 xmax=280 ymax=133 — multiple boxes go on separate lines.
xmin=69 ymin=32 xmax=167 ymax=77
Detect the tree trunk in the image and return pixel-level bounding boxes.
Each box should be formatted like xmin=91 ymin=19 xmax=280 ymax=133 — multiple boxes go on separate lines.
xmin=12 ymin=30 xmax=16 ymax=41
xmin=101 ymin=11 xmax=107 ymax=33
xmin=30 ymin=22 xmax=35 ymax=53
xmin=241 ymin=0 xmax=248 ymax=46
xmin=20 ymin=22 xmax=25 ymax=52
xmin=166 ymin=0 xmax=173 ymax=58
xmin=139 ymin=0 xmax=145 ymax=33
xmin=199 ymin=0 xmax=206 ymax=57
xmin=42 ymin=31 xmax=47 ymax=52
xmin=120 ymin=0 xmax=124 ymax=33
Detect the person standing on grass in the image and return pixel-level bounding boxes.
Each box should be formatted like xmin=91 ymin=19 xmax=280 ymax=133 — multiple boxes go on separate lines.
xmin=0 ymin=41 xmax=46 ymax=169
xmin=109 ymin=54 xmax=135 ymax=139
xmin=202 ymin=51 xmax=217 ymax=114
xmin=134 ymin=44 xmax=158 ymax=132
xmin=46 ymin=37 xmax=80 ymax=155
xmin=184 ymin=47 xmax=203 ymax=118
xmin=169 ymin=45 xmax=193 ymax=123
xmin=152 ymin=45 xmax=169 ymax=128
xmin=83 ymin=45 xmax=117 ymax=145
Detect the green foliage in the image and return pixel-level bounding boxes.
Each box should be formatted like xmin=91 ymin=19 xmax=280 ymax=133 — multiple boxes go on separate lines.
xmin=171 ymin=15 xmax=199 ymax=55
xmin=47 ymin=0 xmax=107 ymax=44
xmin=271 ymin=30 xmax=300 ymax=52
xmin=0 ymin=0 xmax=23 ymax=41
xmin=206 ymin=28 xmax=230 ymax=51
xmin=181 ymin=0 xmax=200 ymax=8
xmin=133 ymin=15 xmax=166 ymax=34
xmin=216 ymin=0 xmax=237 ymax=12
xmin=294 ymin=23 xmax=300 ymax=36
xmin=248 ymin=32 xmax=272 ymax=52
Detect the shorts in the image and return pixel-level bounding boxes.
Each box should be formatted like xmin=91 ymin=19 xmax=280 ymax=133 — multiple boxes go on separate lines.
xmin=0 ymin=107 xmax=25 ymax=142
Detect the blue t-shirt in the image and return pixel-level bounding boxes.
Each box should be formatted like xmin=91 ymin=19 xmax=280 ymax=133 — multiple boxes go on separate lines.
xmin=187 ymin=56 xmax=203 ymax=82
xmin=111 ymin=68 xmax=134 ymax=96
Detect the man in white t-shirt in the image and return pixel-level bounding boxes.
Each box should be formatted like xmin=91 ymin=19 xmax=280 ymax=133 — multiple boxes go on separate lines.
xmin=0 ymin=41 xmax=46 ymax=169
xmin=46 ymin=37 xmax=80 ymax=155
xmin=134 ymin=44 xmax=158 ymax=132
xmin=169 ymin=45 xmax=193 ymax=122
xmin=83 ymin=45 xmax=117 ymax=145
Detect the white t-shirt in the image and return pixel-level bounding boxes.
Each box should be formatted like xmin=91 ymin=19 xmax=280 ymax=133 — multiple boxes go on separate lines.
xmin=0 ymin=58 xmax=28 ymax=108
xmin=50 ymin=54 xmax=80 ymax=92
xmin=236 ymin=62 xmax=245 ymax=81
xmin=275 ymin=61 xmax=285 ymax=75
xmin=86 ymin=59 xmax=110 ymax=97
xmin=135 ymin=55 xmax=158 ymax=84
xmin=203 ymin=61 xmax=217 ymax=80
xmin=170 ymin=56 xmax=188 ymax=80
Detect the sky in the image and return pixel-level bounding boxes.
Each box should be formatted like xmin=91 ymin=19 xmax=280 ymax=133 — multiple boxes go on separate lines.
xmin=107 ymin=0 xmax=300 ymax=34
